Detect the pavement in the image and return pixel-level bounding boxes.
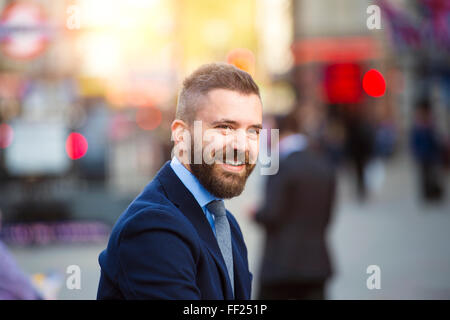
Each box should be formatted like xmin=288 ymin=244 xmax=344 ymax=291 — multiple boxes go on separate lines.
xmin=8 ymin=153 xmax=450 ymax=299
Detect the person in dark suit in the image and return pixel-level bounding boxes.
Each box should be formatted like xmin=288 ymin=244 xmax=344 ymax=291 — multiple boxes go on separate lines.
xmin=97 ymin=63 xmax=263 ymax=299
xmin=255 ymin=114 xmax=336 ymax=300
xmin=410 ymin=101 xmax=444 ymax=202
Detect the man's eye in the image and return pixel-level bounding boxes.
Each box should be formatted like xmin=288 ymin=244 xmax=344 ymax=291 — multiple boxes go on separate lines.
xmin=247 ymin=128 xmax=260 ymax=135
xmin=216 ymin=125 xmax=232 ymax=129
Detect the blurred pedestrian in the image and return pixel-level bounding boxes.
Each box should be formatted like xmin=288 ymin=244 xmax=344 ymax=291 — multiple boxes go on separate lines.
xmin=344 ymin=106 xmax=375 ymax=201
xmin=410 ymin=100 xmax=444 ymax=202
xmin=254 ymin=113 xmax=336 ymax=300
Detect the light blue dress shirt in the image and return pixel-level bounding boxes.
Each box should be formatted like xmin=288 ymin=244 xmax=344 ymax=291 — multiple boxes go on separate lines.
xmin=170 ymin=156 xmax=222 ymax=236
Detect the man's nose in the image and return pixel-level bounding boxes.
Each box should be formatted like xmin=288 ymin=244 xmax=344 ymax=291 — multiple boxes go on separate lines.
xmin=230 ymin=129 xmax=248 ymax=150
xmin=224 ymin=147 xmax=247 ymax=163
xmin=226 ymin=130 xmax=247 ymax=162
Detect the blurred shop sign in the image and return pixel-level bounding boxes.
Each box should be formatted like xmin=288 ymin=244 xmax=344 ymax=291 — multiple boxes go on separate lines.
xmin=0 ymin=2 xmax=48 ymax=60
xmin=291 ymin=37 xmax=381 ymax=65
xmin=323 ymin=63 xmax=363 ymax=104
xmin=5 ymin=121 xmax=70 ymax=176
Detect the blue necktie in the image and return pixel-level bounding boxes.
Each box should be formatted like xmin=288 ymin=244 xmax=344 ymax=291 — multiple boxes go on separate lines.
xmin=206 ymin=200 xmax=234 ymax=297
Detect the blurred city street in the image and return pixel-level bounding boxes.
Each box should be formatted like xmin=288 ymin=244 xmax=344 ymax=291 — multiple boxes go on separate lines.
xmin=9 ymin=150 xmax=450 ymax=300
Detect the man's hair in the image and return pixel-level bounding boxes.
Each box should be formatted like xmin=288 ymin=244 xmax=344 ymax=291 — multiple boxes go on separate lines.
xmin=176 ymin=63 xmax=260 ymax=124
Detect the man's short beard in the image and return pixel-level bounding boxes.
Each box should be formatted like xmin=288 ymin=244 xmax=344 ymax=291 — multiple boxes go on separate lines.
xmin=189 ymin=143 xmax=255 ymax=199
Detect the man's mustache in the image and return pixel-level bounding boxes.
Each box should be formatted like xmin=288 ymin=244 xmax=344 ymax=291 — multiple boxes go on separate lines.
xmin=212 ymin=148 xmax=250 ymax=164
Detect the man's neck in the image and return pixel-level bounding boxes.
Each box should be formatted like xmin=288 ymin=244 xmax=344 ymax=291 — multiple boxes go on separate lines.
xmin=175 ymin=155 xmax=193 ymax=173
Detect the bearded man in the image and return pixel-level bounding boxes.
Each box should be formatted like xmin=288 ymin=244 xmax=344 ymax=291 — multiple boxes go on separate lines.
xmin=97 ymin=63 xmax=263 ymax=299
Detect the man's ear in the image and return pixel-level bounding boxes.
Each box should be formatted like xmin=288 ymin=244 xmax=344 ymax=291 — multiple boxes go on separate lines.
xmin=171 ymin=119 xmax=189 ymax=144
xmin=171 ymin=119 xmax=192 ymax=164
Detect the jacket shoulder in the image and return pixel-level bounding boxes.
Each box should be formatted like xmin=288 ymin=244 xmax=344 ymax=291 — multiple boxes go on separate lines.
xmin=102 ymin=177 xmax=201 ymax=265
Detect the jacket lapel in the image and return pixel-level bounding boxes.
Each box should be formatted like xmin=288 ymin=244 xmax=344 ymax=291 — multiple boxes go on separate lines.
xmin=155 ymin=161 xmax=235 ymax=299
xmin=229 ymin=217 xmax=251 ymax=300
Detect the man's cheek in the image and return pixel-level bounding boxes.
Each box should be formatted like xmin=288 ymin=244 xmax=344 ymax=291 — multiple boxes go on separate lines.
xmin=203 ymin=131 xmax=225 ymax=164
xmin=248 ymin=140 xmax=259 ymax=164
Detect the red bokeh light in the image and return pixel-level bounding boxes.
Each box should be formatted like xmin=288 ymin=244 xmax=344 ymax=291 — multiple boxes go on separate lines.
xmin=323 ymin=63 xmax=363 ymax=104
xmin=66 ymin=132 xmax=88 ymax=160
xmin=363 ymin=69 xmax=386 ymax=97
xmin=0 ymin=123 xmax=14 ymax=148
xmin=136 ymin=106 xmax=162 ymax=131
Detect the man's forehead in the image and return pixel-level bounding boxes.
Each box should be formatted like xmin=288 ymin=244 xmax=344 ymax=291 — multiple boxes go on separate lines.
xmin=196 ymin=89 xmax=262 ymax=123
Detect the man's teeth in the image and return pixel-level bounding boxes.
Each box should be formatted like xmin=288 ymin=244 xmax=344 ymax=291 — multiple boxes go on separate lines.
xmin=224 ymin=160 xmax=244 ymax=166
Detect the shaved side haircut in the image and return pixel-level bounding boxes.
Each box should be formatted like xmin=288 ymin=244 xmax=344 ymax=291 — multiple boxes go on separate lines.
xmin=176 ymin=63 xmax=260 ymax=124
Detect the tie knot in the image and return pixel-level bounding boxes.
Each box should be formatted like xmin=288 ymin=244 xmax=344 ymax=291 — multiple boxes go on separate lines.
xmin=206 ymin=200 xmax=226 ymax=217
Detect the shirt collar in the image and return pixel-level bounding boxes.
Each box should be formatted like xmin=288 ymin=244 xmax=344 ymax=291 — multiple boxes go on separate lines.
xmin=170 ymin=156 xmax=220 ymax=208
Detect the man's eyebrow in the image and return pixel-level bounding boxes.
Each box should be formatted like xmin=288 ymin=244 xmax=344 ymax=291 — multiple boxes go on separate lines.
xmin=250 ymin=124 xmax=263 ymax=130
xmin=211 ymin=119 xmax=262 ymax=129
xmin=211 ymin=119 xmax=238 ymax=126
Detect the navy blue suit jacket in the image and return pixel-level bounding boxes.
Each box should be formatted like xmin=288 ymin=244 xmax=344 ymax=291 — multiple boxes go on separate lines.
xmin=97 ymin=161 xmax=252 ymax=299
